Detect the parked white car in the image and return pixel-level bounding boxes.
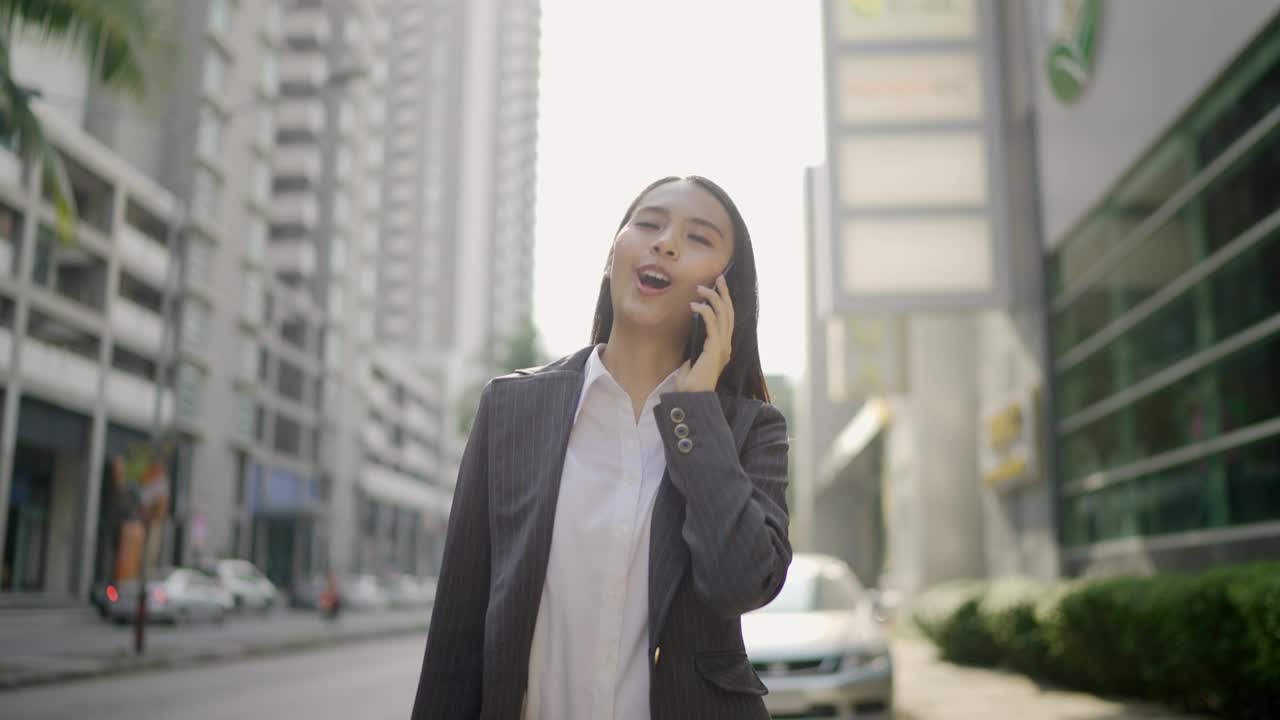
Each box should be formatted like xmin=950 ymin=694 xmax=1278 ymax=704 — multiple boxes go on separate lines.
xmin=341 ymin=574 xmax=390 ymax=612
xmin=106 ymin=567 xmax=231 ymax=625
xmin=381 ymin=574 xmax=436 ymax=609
xmin=208 ymin=559 xmax=278 ymax=614
xmin=743 ymin=553 xmax=893 ymax=719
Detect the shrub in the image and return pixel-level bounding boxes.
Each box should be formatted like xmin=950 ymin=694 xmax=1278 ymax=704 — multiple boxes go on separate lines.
xmin=915 ymin=563 xmax=1280 ymax=719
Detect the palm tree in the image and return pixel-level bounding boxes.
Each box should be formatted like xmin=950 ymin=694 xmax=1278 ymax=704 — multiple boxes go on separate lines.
xmin=0 ymin=0 xmax=155 ymax=243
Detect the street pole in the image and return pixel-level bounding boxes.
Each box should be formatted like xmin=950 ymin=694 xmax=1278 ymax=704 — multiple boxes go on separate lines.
xmin=134 ymin=200 xmax=185 ymax=655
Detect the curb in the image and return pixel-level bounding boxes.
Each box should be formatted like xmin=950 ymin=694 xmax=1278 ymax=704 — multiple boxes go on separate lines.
xmin=0 ymin=621 xmax=430 ymax=692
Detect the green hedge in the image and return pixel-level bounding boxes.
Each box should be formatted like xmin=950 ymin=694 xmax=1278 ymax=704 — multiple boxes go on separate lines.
xmin=912 ymin=563 xmax=1280 ymax=719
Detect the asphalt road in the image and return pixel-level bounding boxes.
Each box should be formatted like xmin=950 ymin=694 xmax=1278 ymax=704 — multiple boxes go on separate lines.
xmin=1 ymin=633 xmax=425 ymax=720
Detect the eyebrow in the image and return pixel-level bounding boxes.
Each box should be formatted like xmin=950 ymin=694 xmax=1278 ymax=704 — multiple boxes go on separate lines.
xmin=634 ymin=205 xmax=726 ymax=240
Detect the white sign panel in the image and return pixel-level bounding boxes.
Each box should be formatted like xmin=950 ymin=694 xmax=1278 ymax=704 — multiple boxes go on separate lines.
xmin=836 ymin=53 xmax=984 ymax=124
xmin=822 ymin=0 xmax=1011 ymax=311
xmin=835 ymin=0 xmax=978 ymax=41
xmin=839 ymin=133 xmax=989 ymax=207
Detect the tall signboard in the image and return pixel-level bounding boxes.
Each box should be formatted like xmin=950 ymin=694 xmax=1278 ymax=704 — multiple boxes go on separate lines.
xmin=821 ymin=0 xmax=1011 ymax=311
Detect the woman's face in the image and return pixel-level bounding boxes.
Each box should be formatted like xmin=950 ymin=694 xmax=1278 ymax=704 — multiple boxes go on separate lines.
xmin=608 ymin=179 xmax=735 ymax=339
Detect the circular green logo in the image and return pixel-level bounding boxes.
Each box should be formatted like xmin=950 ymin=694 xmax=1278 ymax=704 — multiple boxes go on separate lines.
xmin=1046 ymin=0 xmax=1101 ymax=104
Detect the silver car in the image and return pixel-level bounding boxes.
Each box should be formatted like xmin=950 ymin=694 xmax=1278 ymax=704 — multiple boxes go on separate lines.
xmin=106 ymin=567 xmax=230 ymax=625
xmin=744 ymin=553 xmax=893 ymax=719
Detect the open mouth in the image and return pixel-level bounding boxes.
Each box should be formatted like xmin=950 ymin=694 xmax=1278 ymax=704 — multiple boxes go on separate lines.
xmin=637 ymin=268 xmax=671 ymax=290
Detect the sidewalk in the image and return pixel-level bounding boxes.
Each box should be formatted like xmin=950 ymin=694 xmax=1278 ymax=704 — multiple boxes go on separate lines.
xmin=891 ymin=636 xmax=1208 ymax=720
xmin=0 ymin=606 xmax=431 ymax=691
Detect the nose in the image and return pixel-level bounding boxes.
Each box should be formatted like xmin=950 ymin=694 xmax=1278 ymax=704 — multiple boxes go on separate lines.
xmin=651 ymin=227 xmax=679 ymax=259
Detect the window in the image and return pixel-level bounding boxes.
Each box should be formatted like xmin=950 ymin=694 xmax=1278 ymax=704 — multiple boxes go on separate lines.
xmin=260 ymin=53 xmax=279 ymax=97
xmin=208 ymin=0 xmax=229 ymax=35
xmin=252 ymin=162 xmax=271 ymax=205
xmin=274 ymin=414 xmax=303 ymax=457
xmin=263 ymin=1 xmax=282 ymax=41
xmin=180 ymin=300 xmax=208 ymax=349
xmin=323 ymin=330 xmax=342 ymax=369
xmin=239 ymin=332 xmax=258 ymax=382
xmin=197 ymin=105 xmax=222 ymax=159
xmin=237 ymin=393 xmax=255 ymax=440
xmin=177 ymin=363 xmax=205 ymax=419
xmin=243 ymin=270 xmax=264 ymax=324
xmin=192 ymin=168 xmax=220 ymax=224
xmin=330 ymin=235 xmax=347 ymax=269
xmin=184 ymin=235 xmax=213 ymax=286
xmin=202 ymin=50 xmax=228 ymax=98
xmin=256 ymin=108 xmax=275 ymax=150
xmin=248 ymin=218 xmax=267 ymax=264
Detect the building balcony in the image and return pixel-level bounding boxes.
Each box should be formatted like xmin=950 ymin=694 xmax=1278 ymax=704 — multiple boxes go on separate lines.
xmin=20 ymin=336 xmax=101 ymax=404
xmin=106 ymin=369 xmax=174 ymax=428
xmin=269 ymin=192 xmax=319 ymax=232
xmin=283 ymin=7 xmax=331 ymax=47
xmin=274 ymin=145 xmax=323 ymax=184
xmin=109 ymin=298 xmax=164 ymax=355
xmin=268 ymin=239 xmax=318 ymax=278
xmin=279 ymin=54 xmax=329 ymax=91
xmin=118 ymin=223 xmax=171 ymax=288
xmin=276 ymin=99 xmax=326 ymax=139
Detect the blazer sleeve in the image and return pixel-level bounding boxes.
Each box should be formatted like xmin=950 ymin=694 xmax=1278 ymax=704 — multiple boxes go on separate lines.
xmin=411 ymin=383 xmax=493 ymax=719
xmin=654 ymin=391 xmax=792 ymax=618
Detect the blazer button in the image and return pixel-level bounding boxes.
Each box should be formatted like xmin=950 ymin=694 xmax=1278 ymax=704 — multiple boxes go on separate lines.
xmin=669 ymin=407 xmax=686 ymax=424
xmin=674 ymin=423 xmax=690 ymax=439
xmin=677 ymin=438 xmax=694 ymax=454
xmin=653 ymin=646 xmax=661 ymax=665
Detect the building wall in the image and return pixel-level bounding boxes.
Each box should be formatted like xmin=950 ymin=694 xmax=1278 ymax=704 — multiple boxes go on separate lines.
xmin=1031 ymin=0 xmax=1280 ymax=245
xmin=974 ymin=0 xmax=1059 ymax=582
xmin=1041 ymin=10 xmax=1280 ymax=576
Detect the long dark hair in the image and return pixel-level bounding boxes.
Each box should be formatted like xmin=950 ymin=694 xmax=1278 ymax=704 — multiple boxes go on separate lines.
xmin=590 ymin=175 xmax=770 ymax=403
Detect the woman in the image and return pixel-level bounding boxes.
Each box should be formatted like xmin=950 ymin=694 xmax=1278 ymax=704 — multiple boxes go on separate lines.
xmin=411 ymin=176 xmax=791 ymax=720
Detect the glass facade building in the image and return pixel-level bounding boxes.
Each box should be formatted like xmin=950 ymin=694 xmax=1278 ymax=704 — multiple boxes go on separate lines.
xmin=1049 ymin=17 xmax=1280 ymax=557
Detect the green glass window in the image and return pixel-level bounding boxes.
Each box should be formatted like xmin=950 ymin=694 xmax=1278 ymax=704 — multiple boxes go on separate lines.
xmin=1208 ymin=228 xmax=1280 ymax=341
xmin=1225 ymin=434 xmax=1280 ymax=526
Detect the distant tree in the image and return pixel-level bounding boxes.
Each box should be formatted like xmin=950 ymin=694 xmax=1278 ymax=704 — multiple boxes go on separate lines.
xmin=0 ymin=0 xmax=158 ymax=243
xmin=456 ymin=319 xmax=548 ymax=435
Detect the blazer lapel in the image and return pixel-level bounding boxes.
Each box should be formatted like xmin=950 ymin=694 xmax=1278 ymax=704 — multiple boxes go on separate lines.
xmin=648 ymin=392 xmax=754 ymax=653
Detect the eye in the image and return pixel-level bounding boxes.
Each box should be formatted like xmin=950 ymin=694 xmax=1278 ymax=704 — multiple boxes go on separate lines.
xmin=634 ymin=221 xmax=659 ymax=230
xmin=689 ymin=234 xmax=712 ymax=246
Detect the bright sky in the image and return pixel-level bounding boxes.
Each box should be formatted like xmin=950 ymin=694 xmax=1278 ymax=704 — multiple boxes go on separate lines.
xmin=532 ymin=1 xmax=826 ymax=382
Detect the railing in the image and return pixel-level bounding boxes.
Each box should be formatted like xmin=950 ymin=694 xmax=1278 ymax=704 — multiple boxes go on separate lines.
xmin=109 ymin=298 xmax=165 ymax=354
xmin=118 ymin=223 xmax=171 ymax=287
xmin=106 ymin=369 xmax=173 ymax=427
xmin=22 ymin=338 xmax=100 ymax=401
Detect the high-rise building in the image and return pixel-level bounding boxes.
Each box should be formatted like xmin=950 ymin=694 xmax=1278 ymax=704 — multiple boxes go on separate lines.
xmin=0 ymin=0 xmax=542 ymax=604
xmin=372 ymin=0 xmax=541 ymax=375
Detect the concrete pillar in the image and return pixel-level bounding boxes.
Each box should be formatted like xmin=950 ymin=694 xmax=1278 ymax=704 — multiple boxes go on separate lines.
xmin=0 ymin=160 xmax=42 ymax=571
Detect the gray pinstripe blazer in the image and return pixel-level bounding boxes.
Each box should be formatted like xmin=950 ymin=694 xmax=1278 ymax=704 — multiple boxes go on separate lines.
xmin=410 ymin=345 xmax=792 ymax=720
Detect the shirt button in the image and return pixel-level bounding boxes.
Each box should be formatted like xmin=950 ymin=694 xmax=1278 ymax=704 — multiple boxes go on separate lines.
xmin=669 ymin=407 xmax=686 ymax=423
xmin=653 ymin=646 xmax=661 ymax=665
xmin=674 ymin=423 xmax=690 ymax=439
xmin=677 ymin=438 xmax=694 ymax=454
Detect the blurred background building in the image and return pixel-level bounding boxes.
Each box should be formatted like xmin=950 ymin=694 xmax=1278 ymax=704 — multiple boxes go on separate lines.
xmin=0 ymin=0 xmax=540 ymax=605
xmin=800 ymin=0 xmax=1280 ymax=597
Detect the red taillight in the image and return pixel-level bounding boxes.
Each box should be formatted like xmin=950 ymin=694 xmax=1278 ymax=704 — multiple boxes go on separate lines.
xmin=106 ymin=585 xmax=119 ymax=603
xmin=151 ymin=587 xmax=168 ymax=604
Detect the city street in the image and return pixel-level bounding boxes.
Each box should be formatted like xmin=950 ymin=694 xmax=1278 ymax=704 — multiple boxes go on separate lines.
xmin=0 ymin=620 xmax=1205 ymax=720
xmin=1 ymin=633 xmax=424 ymax=720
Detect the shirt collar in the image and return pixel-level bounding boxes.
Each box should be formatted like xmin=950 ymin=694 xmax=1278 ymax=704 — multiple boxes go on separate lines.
xmin=574 ymin=344 xmax=682 ymax=424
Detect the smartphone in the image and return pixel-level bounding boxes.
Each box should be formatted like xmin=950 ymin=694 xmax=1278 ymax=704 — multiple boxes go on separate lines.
xmin=684 ymin=258 xmax=736 ymax=362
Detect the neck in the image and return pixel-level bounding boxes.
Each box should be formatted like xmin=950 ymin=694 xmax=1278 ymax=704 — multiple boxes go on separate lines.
xmin=600 ymin=322 xmax=684 ymax=411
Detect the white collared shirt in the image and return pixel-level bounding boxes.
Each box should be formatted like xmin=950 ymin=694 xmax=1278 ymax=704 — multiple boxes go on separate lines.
xmin=523 ymin=345 xmax=680 ymax=720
